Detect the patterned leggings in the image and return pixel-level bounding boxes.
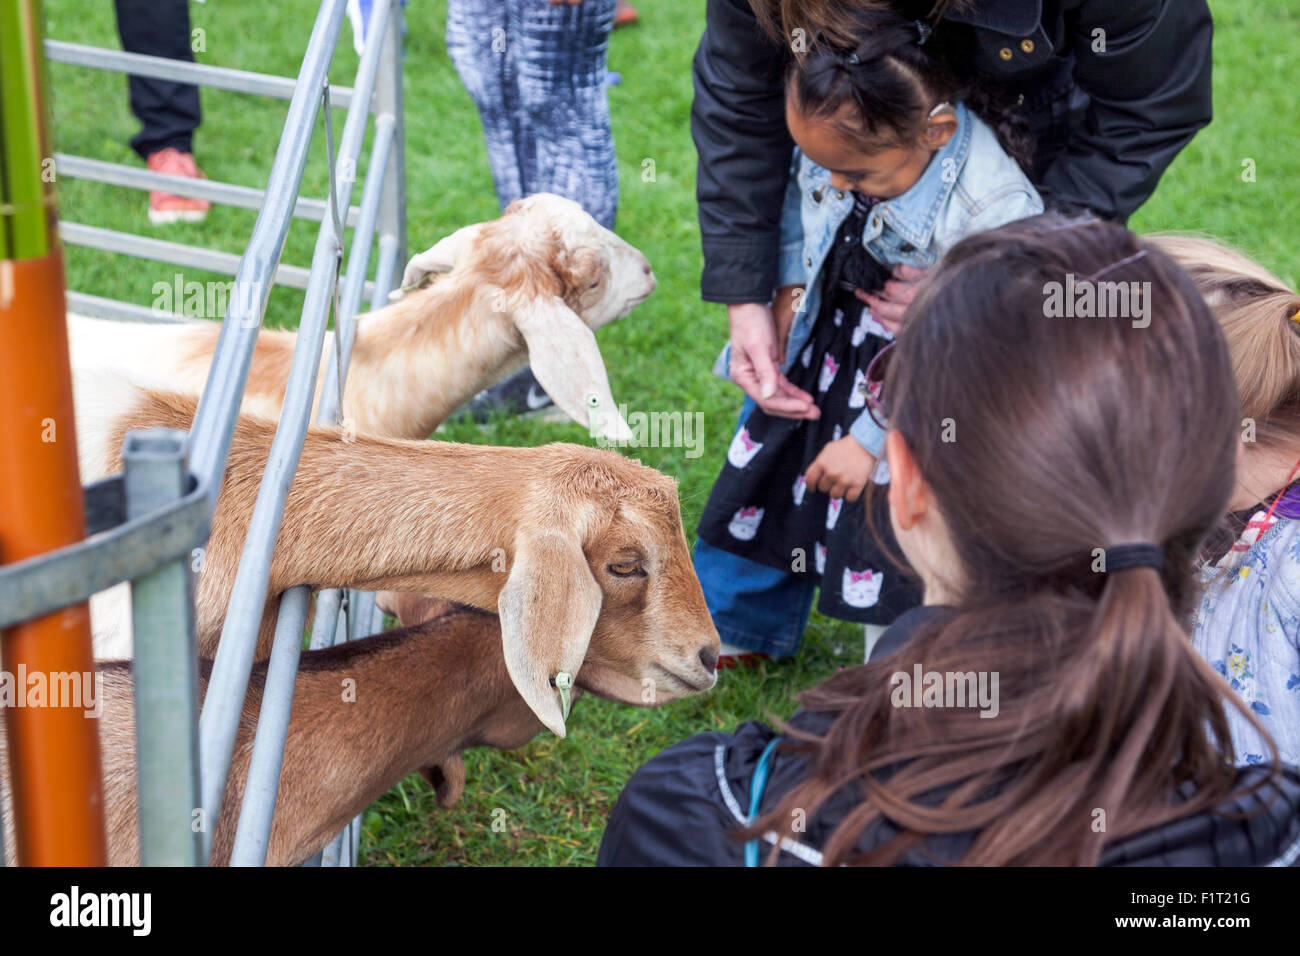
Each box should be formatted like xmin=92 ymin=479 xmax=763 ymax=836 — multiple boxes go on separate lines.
xmin=446 ymin=0 xmax=619 ymax=229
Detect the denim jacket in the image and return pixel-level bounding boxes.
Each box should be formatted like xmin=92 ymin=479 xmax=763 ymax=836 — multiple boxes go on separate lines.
xmin=715 ymin=102 xmax=1043 ymax=456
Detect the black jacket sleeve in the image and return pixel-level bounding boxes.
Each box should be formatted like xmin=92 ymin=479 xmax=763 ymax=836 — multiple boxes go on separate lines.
xmin=691 ymin=0 xmax=794 ymax=305
xmin=1038 ymin=0 xmax=1213 ymax=220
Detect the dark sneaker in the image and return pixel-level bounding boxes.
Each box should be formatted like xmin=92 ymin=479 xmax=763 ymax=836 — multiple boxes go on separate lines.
xmin=457 ymin=366 xmax=555 ymax=423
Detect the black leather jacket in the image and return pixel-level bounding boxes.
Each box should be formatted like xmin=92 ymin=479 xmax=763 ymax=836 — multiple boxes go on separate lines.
xmin=692 ymin=0 xmax=1214 ymax=303
xmin=598 ymin=607 xmax=1300 ymax=867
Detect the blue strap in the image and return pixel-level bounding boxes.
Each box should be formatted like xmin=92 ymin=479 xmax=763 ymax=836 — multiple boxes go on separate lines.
xmin=744 ymin=737 xmax=783 ymax=867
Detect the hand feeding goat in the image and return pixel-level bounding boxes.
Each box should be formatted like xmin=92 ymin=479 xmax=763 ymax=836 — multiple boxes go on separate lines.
xmin=68 ymin=194 xmax=650 ymax=443
xmin=84 ymin=383 xmax=718 ymax=736
xmin=1 ymin=599 xmax=692 ymax=866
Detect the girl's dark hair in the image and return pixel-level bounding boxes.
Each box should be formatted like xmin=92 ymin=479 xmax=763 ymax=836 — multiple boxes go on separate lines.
xmin=750 ymin=1 xmax=976 ymax=48
xmin=783 ymin=5 xmax=1034 ymax=171
xmin=749 ymin=214 xmax=1278 ymax=866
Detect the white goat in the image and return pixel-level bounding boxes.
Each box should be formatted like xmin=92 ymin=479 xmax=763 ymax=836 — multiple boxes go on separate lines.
xmin=68 ymin=194 xmax=651 ymax=443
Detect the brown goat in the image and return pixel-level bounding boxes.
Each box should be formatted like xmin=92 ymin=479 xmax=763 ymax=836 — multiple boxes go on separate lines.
xmin=1 ymin=601 xmax=612 ymax=866
xmin=89 ymin=385 xmax=718 ymax=734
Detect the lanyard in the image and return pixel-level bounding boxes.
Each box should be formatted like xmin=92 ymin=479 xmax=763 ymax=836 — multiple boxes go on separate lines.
xmin=744 ymin=737 xmax=783 ymax=867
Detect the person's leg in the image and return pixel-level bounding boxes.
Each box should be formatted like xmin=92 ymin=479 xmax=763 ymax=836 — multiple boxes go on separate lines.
xmin=446 ymin=0 xmax=525 ymax=212
xmin=694 ymin=537 xmax=817 ymax=659
xmin=513 ymin=0 xmax=618 ymax=229
xmin=114 ymin=0 xmax=200 ymax=159
xmin=694 ymin=395 xmax=817 ymax=659
xmin=459 ymin=0 xmax=617 ymax=419
xmin=864 ymin=623 xmax=889 ymax=662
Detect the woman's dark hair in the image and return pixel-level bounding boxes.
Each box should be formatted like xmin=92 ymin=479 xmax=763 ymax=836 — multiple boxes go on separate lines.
xmin=783 ymin=4 xmax=1034 ymax=171
xmin=749 ymin=214 xmax=1278 ymax=866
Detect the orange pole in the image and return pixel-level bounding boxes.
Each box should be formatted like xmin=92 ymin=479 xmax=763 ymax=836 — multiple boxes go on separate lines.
xmin=0 ymin=254 xmax=108 ymax=866
xmin=0 ymin=0 xmax=107 ymax=866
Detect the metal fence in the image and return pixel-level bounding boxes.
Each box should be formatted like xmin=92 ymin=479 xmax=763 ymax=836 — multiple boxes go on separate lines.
xmin=0 ymin=0 xmax=405 ymax=866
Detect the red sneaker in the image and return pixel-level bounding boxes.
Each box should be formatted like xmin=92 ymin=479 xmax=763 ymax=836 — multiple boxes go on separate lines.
xmin=145 ymin=148 xmax=211 ymax=225
xmin=614 ymin=0 xmax=639 ymax=28
xmin=715 ymin=652 xmax=771 ymax=670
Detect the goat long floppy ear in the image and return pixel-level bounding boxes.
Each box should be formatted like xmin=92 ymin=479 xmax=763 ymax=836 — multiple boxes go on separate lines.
xmin=512 ymin=297 xmax=634 ymax=443
xmin=497 ymin=528 xmax=603 ymax=737
xmin=395 ymin=222 xmax=488 ymax=296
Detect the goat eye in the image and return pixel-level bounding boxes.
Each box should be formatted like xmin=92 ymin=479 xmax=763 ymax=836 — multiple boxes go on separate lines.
xmin=607 ymin=561 xmax=643 ymax=577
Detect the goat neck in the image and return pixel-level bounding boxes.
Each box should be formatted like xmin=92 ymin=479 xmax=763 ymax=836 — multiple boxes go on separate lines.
xmin=343 ymin=280 xmax=525 ymax=439
xmin=210 ymin=606 xmax=539 ymax=866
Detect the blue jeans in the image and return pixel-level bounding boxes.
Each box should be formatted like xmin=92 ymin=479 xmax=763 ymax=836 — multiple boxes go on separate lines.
xmin=446 ymin=0 xmax=619 ymax=229
xmin=693 ymin=397 xmax=818 ymax=657
xmin=693 ymin=537 xmax=818 ymax=657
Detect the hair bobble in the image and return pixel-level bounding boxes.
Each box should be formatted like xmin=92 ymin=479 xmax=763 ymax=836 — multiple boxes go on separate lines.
xmin=1289 ymin=305 xmax=1300 ymax=324
xmin=915 ymin=20 xmax=932 ymax=46
xmin=1103 ymin=543 xmax=1165 ymax=573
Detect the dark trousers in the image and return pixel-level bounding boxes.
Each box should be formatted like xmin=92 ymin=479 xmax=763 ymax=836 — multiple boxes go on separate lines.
xmin=114 ymin=0 xmax=201 ymax=158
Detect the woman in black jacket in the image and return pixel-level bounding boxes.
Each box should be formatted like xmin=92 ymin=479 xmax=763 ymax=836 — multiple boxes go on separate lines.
xmin=598 ymin=215 xmax=1300 ymax=867
xmin=699 ymin=0 xmax=1214 ymax=411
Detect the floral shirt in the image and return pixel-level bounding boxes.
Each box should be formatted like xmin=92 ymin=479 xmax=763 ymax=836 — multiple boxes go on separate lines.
xmin=1195 ymin=511 xmax=1300 ymax=766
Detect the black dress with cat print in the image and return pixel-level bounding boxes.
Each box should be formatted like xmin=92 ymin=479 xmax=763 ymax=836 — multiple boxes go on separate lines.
xmin=696 ymin=192 xmax=922 ymax=626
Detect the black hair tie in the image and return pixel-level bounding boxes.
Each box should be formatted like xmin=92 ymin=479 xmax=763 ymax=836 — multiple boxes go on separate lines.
xmin=1104 ymin=543 xmax=1165 ymax=573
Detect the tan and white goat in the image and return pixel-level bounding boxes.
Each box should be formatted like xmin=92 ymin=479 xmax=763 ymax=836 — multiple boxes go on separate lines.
xmin=86 ymin=384 xmax=718 ymax=735
xmin=68 ymin=194 xmax=651 ymax=443
xmin=1 ymin=599 xmax=696 ymax=866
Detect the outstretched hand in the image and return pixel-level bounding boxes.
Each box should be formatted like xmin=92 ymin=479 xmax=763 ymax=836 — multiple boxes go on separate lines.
xmin=728 ymin=301 xmax=820 ymax=420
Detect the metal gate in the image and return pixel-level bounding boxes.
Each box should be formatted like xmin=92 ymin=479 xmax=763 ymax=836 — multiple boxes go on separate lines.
xmin=0 ymin=0 xmax=406 ymax=866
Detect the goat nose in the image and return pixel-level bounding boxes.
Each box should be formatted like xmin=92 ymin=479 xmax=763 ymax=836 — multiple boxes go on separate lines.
xmin=699 ymin=646 xmax=719 ymax=672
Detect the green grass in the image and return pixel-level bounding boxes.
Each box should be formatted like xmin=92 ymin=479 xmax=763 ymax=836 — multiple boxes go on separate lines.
xmin=41 ymin=0 xmax=1300 ymax=865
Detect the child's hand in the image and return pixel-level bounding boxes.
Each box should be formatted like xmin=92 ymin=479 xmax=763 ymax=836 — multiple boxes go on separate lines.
xmin=855 ymin=264 xmax=927 ymax=334
xmin=806 ymin=436 xmax=876 ymax=502
xmin=773 ymin=284 xmax=805 ymax=364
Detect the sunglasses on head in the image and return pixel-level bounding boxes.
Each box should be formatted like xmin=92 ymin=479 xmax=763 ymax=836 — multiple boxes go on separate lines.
xmin=863 ymin=341 xmax=895 ymax=430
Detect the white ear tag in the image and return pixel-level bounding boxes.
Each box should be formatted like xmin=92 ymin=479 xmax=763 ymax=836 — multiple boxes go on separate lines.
xmin=550 ymin=671 xmax=574 ymax=723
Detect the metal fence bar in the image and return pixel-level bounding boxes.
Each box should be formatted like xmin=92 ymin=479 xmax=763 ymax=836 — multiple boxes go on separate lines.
xmin=375 ymin=2 xmax=407 ymax=273
xmin=59 ymin=221 xmax=315 ymax=291
xmin=223 ymin=0 xmax=394 ymax=867
xmin=316 ymin=115 xmax=394 ymax=419
xmin=310 ymin=589 xmax=344 ymax=651
xmin=54 ymin=153 xmax=361 ymax=227
xmin=44 ymin=40 xmax=356 ymax=110
xmin=0 ymin=479 xmax=210 ymax=632
xmin=123 ymin=429 xmax=203 ymax=866
xmin=65 ymin=291 xmax=192 ymax=324
xmin=370 ymin=234 xmax=400 ymax=311
xmin=184 ymin=0 xmax=348 ymax=509
xmin=228 ymin=585 xmax=311 ymax=865
xmin=317 ymin=3 xmax=408 ymax=865
xmin=199 ymin=4 xmax=388 ymax=864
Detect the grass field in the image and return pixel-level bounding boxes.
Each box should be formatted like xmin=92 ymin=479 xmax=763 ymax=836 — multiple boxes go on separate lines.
xmin=42 ymin=0 xmax=1300 ymax=865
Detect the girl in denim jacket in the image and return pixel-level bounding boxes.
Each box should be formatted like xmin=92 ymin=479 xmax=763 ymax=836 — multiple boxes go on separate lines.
xmin=696 ymin=11 xmax=1042 ymax=664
